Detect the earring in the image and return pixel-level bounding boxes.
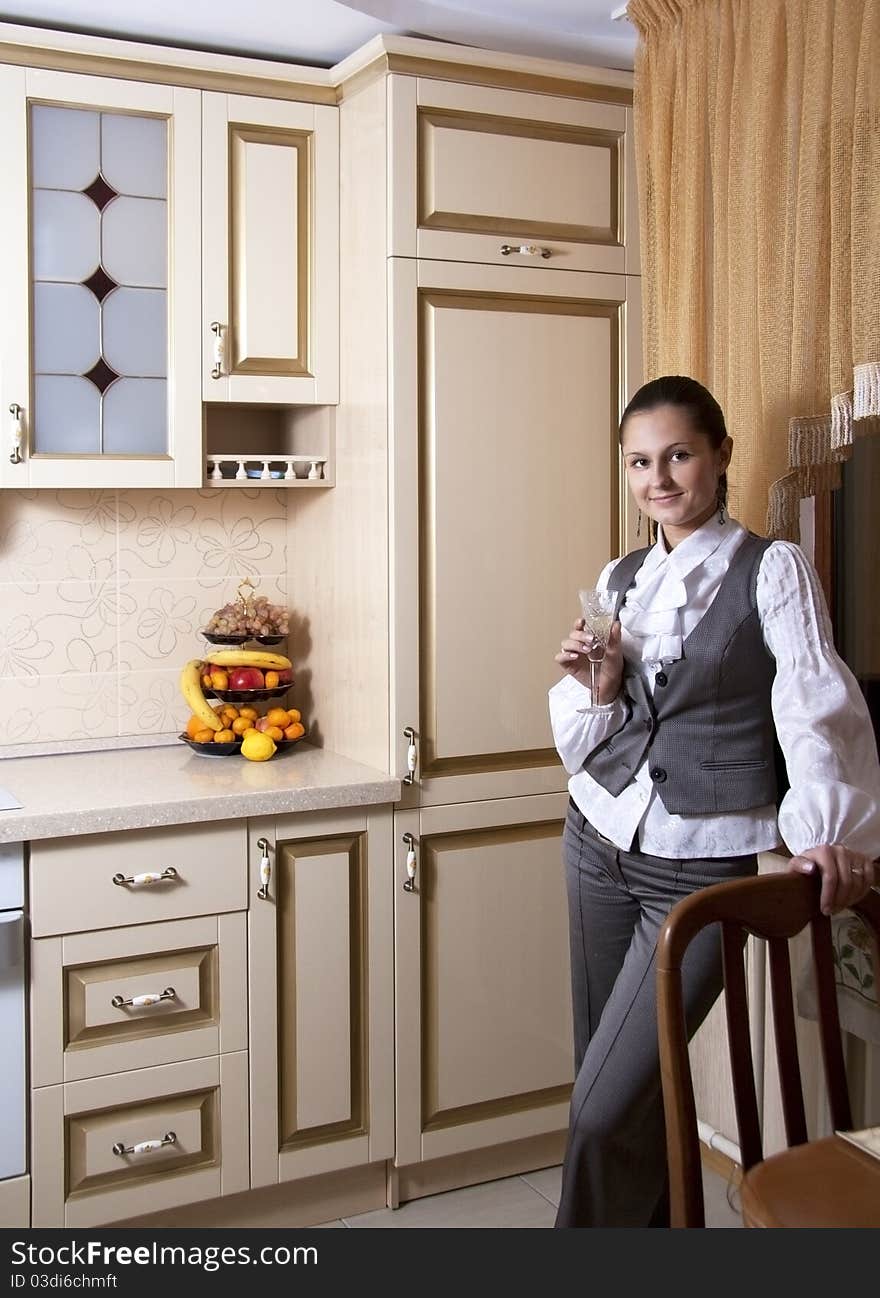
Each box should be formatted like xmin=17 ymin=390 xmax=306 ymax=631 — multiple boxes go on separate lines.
xmin=636 ymin=509 xmax=642 ymax=538
xmin=717 ymin=488 xmax=726 ymax=525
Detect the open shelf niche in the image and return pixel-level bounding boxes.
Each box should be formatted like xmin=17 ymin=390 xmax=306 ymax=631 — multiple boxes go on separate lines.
xmin=203 ymin=404 xmax=335 ymax=487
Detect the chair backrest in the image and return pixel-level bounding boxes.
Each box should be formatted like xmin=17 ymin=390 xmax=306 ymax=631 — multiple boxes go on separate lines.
xmin=656 ymin=872 xmax=880 ymax=1228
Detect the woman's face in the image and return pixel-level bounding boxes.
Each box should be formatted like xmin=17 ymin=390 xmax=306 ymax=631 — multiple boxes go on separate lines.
xmin=620 ymin=404 xmax=732 ymax=543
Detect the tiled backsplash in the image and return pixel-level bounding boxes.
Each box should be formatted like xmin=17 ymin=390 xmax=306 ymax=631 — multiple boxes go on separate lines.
xmin=0 ymin=488 xmax=287 ymax=747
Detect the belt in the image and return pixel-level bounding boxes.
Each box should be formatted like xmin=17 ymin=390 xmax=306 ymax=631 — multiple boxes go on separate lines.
xmin=568 ymin=798 xmax=618 ymax=848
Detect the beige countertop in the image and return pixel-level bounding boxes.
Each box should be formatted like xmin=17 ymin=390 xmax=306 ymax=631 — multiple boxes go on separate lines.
xmin=0 ymin=742 xmax=400 ymax=843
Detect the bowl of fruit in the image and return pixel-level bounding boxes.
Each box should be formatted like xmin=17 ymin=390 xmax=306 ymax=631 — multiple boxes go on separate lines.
xmin=179 ymin=652 xmax=304 ymax=760
xmin=202 ymin=580 xmax=288 ymax=647
xmin=180 ymin=702 xmax=305 ymax=759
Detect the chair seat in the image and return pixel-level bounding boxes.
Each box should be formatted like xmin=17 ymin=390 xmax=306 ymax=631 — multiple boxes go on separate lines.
xmin=741 ymin=1135 xmax=880 ymax=1228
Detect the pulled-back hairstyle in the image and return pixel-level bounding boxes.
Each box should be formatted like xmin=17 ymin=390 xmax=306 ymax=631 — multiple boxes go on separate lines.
xmin=619 ymin=375 xmax=729 ymax=511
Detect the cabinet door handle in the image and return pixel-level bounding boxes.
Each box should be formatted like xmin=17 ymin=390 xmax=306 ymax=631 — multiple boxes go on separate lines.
xmin=403 ymin=833 xmax=417 ymax=892
xmin=111 ymin=987 xmax=176 ymax=1010
xmin=9 ymin=403 xmax=24 ymax=464
xmin=403 ymin=727 xmax=417 ymax=785
xmin=499 ymin=243 xmax=552 ymax=259
xmin=210 ymin=321 xmax=226 ymax=378
xmin=112 ymin=1131 xmax=176 ymax=1157
xmin=256 ymin=837 xmax=272 ymax=900
xmin=112 ymin=867 xmax=178 ymax=888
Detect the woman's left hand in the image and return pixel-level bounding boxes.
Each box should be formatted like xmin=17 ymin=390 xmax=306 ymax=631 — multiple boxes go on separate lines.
xmin=788 ymin=844 xmax=876 ymax=915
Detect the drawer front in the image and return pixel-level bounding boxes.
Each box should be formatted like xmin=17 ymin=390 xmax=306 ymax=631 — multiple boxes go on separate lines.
xmin=32 ymin=1053 xmax=249 ymax=1227
xmin=31 ymin=915 xmax=247 ymax=1085
xmin=30 ymin=821 xmax=247 ymax=937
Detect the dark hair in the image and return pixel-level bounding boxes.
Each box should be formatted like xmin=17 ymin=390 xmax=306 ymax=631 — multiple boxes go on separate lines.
xmin=619 ymin=375 xmax=729 ymax=512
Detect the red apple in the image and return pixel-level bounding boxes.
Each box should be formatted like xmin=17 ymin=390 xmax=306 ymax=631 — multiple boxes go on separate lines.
xmin=255 ymin=717 xmax=271 ymax=732
xmin=276 ymin=668 xmax=293 ymax=684
xmin=228 ymin=667 xmax=265 ymax=690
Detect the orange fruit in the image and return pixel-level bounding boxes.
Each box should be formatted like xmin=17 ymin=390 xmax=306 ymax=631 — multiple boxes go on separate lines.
xmin=265 ymin=725 xmax=284 ymax=741
xmin=201 ymin=672 xmax=213 ymax=689
xmin=283 ymin=722 xmax=305 ymax=740
xmin=214 ymin=728 xmax=235 ymax=743
xmin=267 ymin=707 xmax=290 ymax=727
xmin=239 ymin=706 xmax=259 ymax=720
xmin=221 ymin=705 xmax=239 ymax=721
xmin=264 ymin=670 xmax=280 ymax=688
xmin=286 ymin=708 xmax=301 ymax=723
xmin=232 ymin=717 xmax=253 ymax=734
xmin=186 ymin=714 xmax=205 ymax=739
xmin=193 ymin=728 xmax=215 ymax=744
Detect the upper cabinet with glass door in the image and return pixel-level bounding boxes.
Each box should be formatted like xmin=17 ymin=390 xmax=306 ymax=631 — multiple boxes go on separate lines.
xmin=202 ymin=94 xmax=338 ymax=406
xmin=0 ymin=67 xmax=201 ymax=488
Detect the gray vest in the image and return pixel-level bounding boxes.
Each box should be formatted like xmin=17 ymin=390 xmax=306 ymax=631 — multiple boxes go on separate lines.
xmin=584 ymin=532 xmax=779 ymax=815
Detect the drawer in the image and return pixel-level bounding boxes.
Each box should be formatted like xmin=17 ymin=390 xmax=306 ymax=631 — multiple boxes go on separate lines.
xmin=32 ymin=1053 xmax=248 ymax=1227
xmin=389 ymin=77 xmax=631 ymax=275
xmin=31 ymin=914 xmax=247 ymax=1085
xmin=29 ymin=820 xmax=247 ymax=937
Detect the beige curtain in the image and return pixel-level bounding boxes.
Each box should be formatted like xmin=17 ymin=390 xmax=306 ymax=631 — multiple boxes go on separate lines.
xmin=627 ymin=0 xmax=880 ymax=539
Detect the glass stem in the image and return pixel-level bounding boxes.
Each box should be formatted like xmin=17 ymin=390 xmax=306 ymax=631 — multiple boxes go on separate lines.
xmin=590 ymin=658 xmax=600 ymax=704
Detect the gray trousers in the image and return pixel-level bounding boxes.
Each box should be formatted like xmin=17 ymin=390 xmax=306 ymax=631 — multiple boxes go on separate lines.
xmin=555 ymin=798 xmax=757 ymax=1228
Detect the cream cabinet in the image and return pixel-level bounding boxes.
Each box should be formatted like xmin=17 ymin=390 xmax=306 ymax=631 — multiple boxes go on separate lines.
xmin=393 ymin=794 xmax=573 ymax=1167
xmin=388 ymin=76 xmax=638 ymax=277
xmin=0 ymin=65 xmax=202 ymax=488
xmin=28 ymin=820 xmax=249 ymax=1226
xmin=247 ymin=807 xmax=394 ymax=1187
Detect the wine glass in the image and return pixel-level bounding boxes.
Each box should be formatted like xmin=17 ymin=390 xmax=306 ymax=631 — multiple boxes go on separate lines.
xmin=578 ymin=587 xmax=616 ymax=702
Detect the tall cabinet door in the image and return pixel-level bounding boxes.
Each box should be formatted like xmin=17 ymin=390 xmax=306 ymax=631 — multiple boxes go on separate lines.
xmin=202 ymin=93 xmax=339 ymax=405
xmin=390 ymin=257 xmax=639 ymax=807
xmin=0 ymin=66 xmax=201 ymax=488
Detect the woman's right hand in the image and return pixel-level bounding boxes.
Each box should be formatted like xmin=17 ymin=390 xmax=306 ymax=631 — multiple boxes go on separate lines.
xmin=555 ymin=618 xmax=624 ymax=705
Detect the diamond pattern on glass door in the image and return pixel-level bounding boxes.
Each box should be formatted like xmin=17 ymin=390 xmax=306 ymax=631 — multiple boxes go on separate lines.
xmin=30 ymin=105 xmax=168 ymax=456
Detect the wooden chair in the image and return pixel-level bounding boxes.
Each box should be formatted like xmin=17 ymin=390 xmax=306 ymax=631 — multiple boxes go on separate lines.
xmin=656 ymin=872 xmax=880 ymax=1227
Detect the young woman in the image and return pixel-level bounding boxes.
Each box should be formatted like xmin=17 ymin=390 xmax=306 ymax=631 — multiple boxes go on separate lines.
xmin=550 ymin=375 xmax=879 ymax=1228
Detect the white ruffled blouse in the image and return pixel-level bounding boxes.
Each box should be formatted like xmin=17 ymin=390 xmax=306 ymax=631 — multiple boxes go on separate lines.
xmin=548 ymin=515 xmax=880 ymax=859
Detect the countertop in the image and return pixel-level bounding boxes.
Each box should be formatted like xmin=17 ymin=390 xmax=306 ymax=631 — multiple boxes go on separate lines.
xmin=0 ymin=742 xmax=400 ymax=842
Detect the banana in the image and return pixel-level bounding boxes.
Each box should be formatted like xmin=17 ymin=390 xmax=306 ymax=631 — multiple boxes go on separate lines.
xmin=202 ymin=649 xmax=292 ymax=670
xmin=179 ymin=659 xmax=222 ymax=731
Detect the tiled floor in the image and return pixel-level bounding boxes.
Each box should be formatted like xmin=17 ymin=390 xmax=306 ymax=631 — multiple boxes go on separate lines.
xmin=314 ymin=1163 xmax=743 ymax=1228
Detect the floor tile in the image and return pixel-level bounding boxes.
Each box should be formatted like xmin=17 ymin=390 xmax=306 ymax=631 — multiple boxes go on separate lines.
xmin=343 ymin=1175 xmax=556 ymax=1229
xmin=520 ymin=1164 xmax=562 ymax=1208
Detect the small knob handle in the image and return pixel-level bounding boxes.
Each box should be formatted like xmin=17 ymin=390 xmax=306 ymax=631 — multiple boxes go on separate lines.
xmin=211 ymin=322 xmax=226 ymax=379
xmin=403 ymin=832 xmax=417 ymax=893
xmin=9 ymin=403 xmax=24 ymax=464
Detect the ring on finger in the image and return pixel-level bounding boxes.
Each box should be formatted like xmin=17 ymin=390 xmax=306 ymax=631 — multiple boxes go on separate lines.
xmin=851 ymin=865 xmax=865 ymax=876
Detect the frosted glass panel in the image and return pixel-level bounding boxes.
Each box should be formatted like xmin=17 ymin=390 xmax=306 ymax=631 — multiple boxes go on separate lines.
xmin=102 ymin=197 xmax=166 ymax=287
xmin=101 ymin=114 xmax=167 ymax=198
xmin=31 ymin=106 xmax=100 ymax=190
xmin=32 ymin=191 xmax=99 ymax=282
xmin=33 ymin=283 xmax=100 ymax=374
xmin=103 ymin=288 xmax=166 ymax=376
xmin=34 ymin=377 xmax=100 ymax=454
xmin=103 ymin=379 xmax=166 ymax=454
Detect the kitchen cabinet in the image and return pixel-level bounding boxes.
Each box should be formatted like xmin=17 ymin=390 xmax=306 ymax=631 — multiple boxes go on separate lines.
xmin=0 ymin=65 xmax=202 ymax=488
xmin=247 ymin=806 xmax=394 ymax=1187
xmin=0 ymin=65 xmax=338 ymax=490
xmin=393 ymin=793 xmax=573 ymax=1168
xmin=388 ymin=76 xmax=638 ymax=278
xmin=28 ymin=820 xmax=249 ymax=1226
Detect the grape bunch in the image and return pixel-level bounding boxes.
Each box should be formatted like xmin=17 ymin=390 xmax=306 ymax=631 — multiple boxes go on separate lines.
xmin=205 ymin=594 xmax=288 ymax=638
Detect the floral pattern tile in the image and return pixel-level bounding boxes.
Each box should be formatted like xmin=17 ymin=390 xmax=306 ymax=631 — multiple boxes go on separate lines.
xmin=0 ymin=488 xmax=290 ymax=747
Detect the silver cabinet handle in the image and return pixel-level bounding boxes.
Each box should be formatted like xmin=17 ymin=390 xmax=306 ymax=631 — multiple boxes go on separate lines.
xmin=113 ymin=1131 xmax=176 ymax=1157
xmin=403 ymin=833 xmax=417 ymax=893
xmin=111 ymin=987 xmax=176 ymax=1010
xmin=9 ymin=403 xmax=24 ymax=464
xmin=211 ymin=321 xmax=226 ymax=378
xmin=403 ymin=727 xmax=417 ymax=785
xmin=256 ymin=837 xmax=271 ymax=900
xmin=500 ymin=244 xmax=551 ymax=259
xmin=112 ymin=867 xmax=178 ymax=888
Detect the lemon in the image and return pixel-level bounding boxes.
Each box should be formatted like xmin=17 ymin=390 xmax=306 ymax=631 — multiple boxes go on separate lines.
xmin=241 ymin=729 xmax=276 ymax=762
